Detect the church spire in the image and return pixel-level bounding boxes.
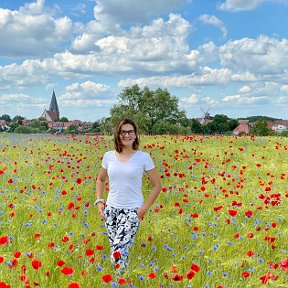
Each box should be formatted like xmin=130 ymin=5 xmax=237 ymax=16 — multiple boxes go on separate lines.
xmin=49 ymin=90 xmax=60 ymax=119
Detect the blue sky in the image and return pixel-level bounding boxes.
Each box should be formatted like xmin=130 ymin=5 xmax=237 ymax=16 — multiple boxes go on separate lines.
xmin=1 ymin=0 xmax=288 ymax=122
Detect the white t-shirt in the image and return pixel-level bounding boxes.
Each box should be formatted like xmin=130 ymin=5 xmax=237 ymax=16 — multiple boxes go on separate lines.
xmin=102 ymin=150 xmax=155 ymax=209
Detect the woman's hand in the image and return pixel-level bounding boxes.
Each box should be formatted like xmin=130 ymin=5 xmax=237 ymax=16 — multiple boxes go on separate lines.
xmin=97 ymin=203 xmax=106 ymax=221
xmin=137 ymin=206 xmax=148 ymax=220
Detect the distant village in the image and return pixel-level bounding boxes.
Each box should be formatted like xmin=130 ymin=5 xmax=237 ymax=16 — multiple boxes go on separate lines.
xmin=0 ymin=91 xmax=94 ymax=133
xmin=0 ymin=90 xmax=288 ymax=135
xmin=195 ymin=116 xmax=288 ymax=135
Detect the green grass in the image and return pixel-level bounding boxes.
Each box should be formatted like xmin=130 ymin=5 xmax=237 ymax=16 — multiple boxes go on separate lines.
xmin=0 ymin=133 xmax=287 ymax=287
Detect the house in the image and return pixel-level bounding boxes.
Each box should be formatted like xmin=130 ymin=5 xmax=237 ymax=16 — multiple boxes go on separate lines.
xmin=21 ymin=119 xmax=31 ymax=126
xmin=267 ymin=120 xmax=288 ymax=133
xmin=195 ymin=118 xmax=213 ymax=125
xmin=0 ymin=120 xmax=10 ymax=130
xmin=47 ymin=120 xmax=82 ymax=132
xmin=77 ymin=121 xmax=93 ymax=131
xmin=233 ymin=120 xmax=250 ymax=135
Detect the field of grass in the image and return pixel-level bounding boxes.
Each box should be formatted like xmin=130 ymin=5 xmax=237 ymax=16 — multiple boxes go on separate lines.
xmin=0 ymin=133 xmax=287 ymax=288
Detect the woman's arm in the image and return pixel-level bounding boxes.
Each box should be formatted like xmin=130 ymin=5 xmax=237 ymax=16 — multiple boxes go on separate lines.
xmin=96 ymin=167 xmax=108 ymax=220
xmin=137 ymin=168 xmax=162 ymax=219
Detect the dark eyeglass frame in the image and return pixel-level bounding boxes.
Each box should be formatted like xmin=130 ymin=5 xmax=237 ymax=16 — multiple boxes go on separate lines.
xmin=120 ymin=130 xmax=135 ymax=136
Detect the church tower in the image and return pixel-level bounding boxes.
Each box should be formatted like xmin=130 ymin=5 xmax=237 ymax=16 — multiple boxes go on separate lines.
xmin=49 ymin=90 xmax=60 ymax=119
xmin=41 ymin=90 xmax=60 ymax=121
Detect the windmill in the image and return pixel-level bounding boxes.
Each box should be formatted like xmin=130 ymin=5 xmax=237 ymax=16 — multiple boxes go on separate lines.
xmin=200 ymin=107 xmax=212 ymax=120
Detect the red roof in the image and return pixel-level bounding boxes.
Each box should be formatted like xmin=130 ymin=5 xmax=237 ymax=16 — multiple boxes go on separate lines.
xmin=233 ymin=122 xmax=250 ymax=134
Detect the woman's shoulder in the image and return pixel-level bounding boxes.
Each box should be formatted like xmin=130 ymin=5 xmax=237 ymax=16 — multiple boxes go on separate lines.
xmin=136 ymin=150 xmax=151 ymax=158
xmin=103 ymin=150 xmax=115 ymax=158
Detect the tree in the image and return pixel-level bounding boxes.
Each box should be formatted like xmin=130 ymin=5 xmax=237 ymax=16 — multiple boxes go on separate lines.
xmin=30 ymin=120 xmax=48 ymax=132
xmin=191 ymin=118 xmax=203 ymax=134
xmin=110 ymin=85 xmax=189 ymax=134
xmin=205 ymin=114 xmax=238 ymax=134
xmin=0 ymin=114 xmax=12 ymax=122
xmin=59 ymin=117 xmax=69 ymax=122
xmin=14 ymin=126 xmax=39 ymax=134
xmin=250 ymin=119 xmax=271 ymax=136
xmin=13 ymin=115 xmax=24 ymax=122
xmin=64 ymin=125 xmax=78 ymax=134
xmin=9 ymin=121 xmax=20 ymax=132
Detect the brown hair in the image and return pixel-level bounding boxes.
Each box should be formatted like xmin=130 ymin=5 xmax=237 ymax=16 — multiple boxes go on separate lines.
xmin=114 ymin=118 xmax=139 ymax=152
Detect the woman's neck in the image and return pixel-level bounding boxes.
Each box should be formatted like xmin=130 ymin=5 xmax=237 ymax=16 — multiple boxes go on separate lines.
xmin=120 ymin=147 xmax=135 ymax=154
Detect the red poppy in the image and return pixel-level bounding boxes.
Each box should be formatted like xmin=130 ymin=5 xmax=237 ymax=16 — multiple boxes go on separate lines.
xmin=68 ymin=283 xmax=80 ymax=288
xmin=102 ymin=274 xmax=112 ymax=283
xmin=61 ymin=267 xmax=74 ymax=275
xmin=228 ymin=209 xmax=238 ymax=217
xmin=76 ymin=178 xmax=82 ymax=184
xmin=190 ymin=263 xmax=200 ymax=272
xmin=172 ymin=274 xmax=183 ymax=281
xmin=0 ymin=236 xmax=9 ymax=245
xmin=247 ymin=250 xmax=254 ymax=257
xmin=57 ymin=260 xmax=65 ymax=267
xmin=67 ymin=202 xmax=75 ymax=210
xmin=280 ymin=259 xmax=288 ymax=271
xmin=61 ymin=190 xmax=68 ymax=195
xmin=0 ymin=282 xmax=11 ymax=288
xmin=96 ymin=245 xmax=104 ymax=250
xmin=31 ymin=260 xmax=42 ymax=270
xmin=242 ymin=271 xmax=250 ymax=278
xmin=112 ymin=251 xmax=121 ymax=259
xmin=246 ymin=233 xmax=254 ymax=238
xmin=34 ymin=233 xmax=41 ymax=239
xmin=48 ymin=242 xmax=55 ymax=248
xmin=13 ymin=252 xmax=21 ymax=258
xmin=62 ymin=236 xmax=70 ymax=243
xmin=245 ymin=210 xmax=253 ymax=218
xmin=260 ymin=272 xmax=271 ymax=284
xmin=85 ymin=249 xmax=94 ymax=256
xmin=148 ymin=272 xmax=156 ymax=279
xmin=186 ymin=270 xmax=196 ymax=280
xmin=118 ymin=278 xmax=126 ymax=285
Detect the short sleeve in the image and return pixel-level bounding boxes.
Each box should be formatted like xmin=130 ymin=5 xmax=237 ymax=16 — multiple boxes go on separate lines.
xmin=101 ymin=152 xmax=109 ymax=169
xmin=144 ymin=152 xmax=155 ymax=171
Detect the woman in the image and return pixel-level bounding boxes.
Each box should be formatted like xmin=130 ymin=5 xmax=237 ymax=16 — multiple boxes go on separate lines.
xmin=95 ymin=118 xmax=161 ymax=274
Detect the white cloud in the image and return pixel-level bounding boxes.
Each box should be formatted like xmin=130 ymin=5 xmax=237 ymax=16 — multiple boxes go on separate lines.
xmin=119 ymin=67 xmax=232 ymax=89
xmin=280 ymin=84 xmax=288 ymax=93
xmin=0 ymin=1 xmax=73 ymax=57
xmin=198 ymin=14 xmax=227 ymax=38
xmin=180 ymin=94 xmax=219 ymax=111
xmin=239 ymin=85 xmax=251 ymax=93
xmin=93 ymin=0 xmax=187 ymax=25
xmin=0 ymin=93 xmax=46 ymax=118
xmin=218 ymin=0 xmax=288 ymax=12
xmin=59 ymin=81 xmax=116 ymax=107
xmin=219 ymin=35 xmax=288 ymax=74
xmin=19 ymin=0 xmax=45 ymax=14
xmin=218 ymin=0 xmax=264 ymax=11
xmin=276 ymin=96 xmax=288 ymax=104
xmin=181 ymin=93 xmax=199 ymax=105
xmin=222 ymin=94 xmax=268 ymax=104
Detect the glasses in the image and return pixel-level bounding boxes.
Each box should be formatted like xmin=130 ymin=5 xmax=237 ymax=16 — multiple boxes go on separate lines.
xmin=120 ymin=130 xmax=135 ymax=136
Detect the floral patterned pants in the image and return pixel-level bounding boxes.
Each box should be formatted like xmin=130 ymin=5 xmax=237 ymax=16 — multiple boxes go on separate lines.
xmin=104 ymin=205 xmax=140 ymax=272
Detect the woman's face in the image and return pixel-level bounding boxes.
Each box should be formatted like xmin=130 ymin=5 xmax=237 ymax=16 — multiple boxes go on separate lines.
xmin=119 ymin=123 xmax=136 ymax=148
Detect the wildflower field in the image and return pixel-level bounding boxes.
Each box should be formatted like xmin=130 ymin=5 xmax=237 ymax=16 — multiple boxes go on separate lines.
xmin=0 ymin=133 xmax=287 ymax=288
